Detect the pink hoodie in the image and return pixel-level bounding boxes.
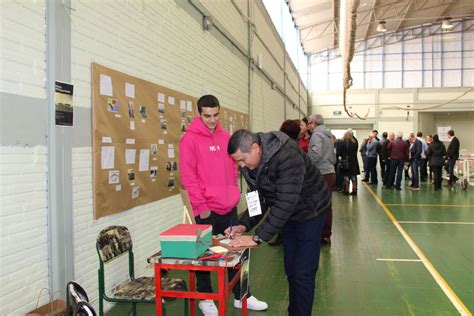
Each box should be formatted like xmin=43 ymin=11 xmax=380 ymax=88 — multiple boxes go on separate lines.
xmin=179 ymin=117 xmax=240 ymax=217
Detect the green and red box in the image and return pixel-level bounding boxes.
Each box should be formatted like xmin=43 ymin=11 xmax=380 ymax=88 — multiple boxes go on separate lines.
xmin=160 ymin=224 xmax=212 ymax=259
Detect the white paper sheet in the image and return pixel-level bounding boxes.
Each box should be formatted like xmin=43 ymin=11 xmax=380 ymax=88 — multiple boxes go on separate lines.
xmin=132 ymin=186 xmax=140 ymax=199
xmin=186 ymin=100 xmax=193 ymax=112
xmin=126 ymin=138 xmax=135 ymax=144
xmin=101 ymin=146 xmax=115 ymax=169
xmin=168 ymin=96 xmax=175 ymax=105
xmin=159 ymin=139 xmax=164 ymax=145
xmin=102 ymin=136 xmax=112 ymax=143
xmin=125 ymin=149 xmax=136 ymax=165
xmin=168 ymin=148 xmax=175 ymax=159
xmin=130 ymin=121 xmax=135 ymax=130
xmin=180 ymin=100 xmax=186 ymax=110
xmin=108 ymin=170 xmax=120 ymax=184
xmin=100 ymin=74 xmax=113 ymax=96
xmin=125 ymin=82 xmax=135 ymax=98
xmin=158 ymin=93 xmax=165 ymax=103
xmin=139 ymin=149 xmax=150 ymax=171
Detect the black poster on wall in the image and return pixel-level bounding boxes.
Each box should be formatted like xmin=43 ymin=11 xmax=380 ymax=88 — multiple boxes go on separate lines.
xmin=55 ymin=81 xmax=74 ymax=126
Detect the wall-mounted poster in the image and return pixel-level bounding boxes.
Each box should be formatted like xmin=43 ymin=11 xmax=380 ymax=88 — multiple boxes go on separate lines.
xmin=55 ymin=81 xmax=74 ymax=126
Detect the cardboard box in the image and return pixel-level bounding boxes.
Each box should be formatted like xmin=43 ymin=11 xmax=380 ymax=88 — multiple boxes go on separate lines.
xmin=160 ymin=224 xmax=212 ymax=259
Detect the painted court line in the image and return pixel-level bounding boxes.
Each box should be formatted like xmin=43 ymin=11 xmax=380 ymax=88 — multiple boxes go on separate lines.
xmin=399 ymin=221 xmax=474 ymax=225
xmin=385 ymin=203 xmax=474 ymax=208
xmin=376 ymin=258 xmax=421 ymax=262
xmin=364 ymin=183 xmax=472 ymax=316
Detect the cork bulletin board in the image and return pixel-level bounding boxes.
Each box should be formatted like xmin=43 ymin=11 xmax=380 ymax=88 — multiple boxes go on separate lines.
xmin=92 ymin=63 xmax=249 ymax=219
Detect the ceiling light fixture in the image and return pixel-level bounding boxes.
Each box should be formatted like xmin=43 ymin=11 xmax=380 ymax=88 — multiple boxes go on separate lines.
xmin=376 ymin=21 xmax=387 ymax=32
xmin=441 ymin=17 xmax=453 ymax=30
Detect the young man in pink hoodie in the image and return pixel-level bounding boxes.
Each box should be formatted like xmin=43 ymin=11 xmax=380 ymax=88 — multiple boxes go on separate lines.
xmin=179 ymin=95 xmax=267 ymax=316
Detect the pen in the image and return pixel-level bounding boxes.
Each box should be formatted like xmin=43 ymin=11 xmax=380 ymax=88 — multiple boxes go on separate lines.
xmin=229 ymin=219 xmax=233 ymax=240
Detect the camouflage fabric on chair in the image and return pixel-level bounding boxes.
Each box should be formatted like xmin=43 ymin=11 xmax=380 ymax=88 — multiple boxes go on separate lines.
xmin=113 ymin=276 xmax=187 ymax=303
xmin=96 ymin=226 xmax=188 ymax=316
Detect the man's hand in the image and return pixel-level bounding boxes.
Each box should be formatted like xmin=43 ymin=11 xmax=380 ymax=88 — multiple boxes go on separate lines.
xmin=224 ymin=224 xmax=246 ymax=239
xmin=229 ymin=235 xmax=257 ymax=247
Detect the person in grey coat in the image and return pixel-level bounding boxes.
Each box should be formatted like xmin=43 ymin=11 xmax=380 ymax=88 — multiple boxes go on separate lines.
xmin=307 ymin=114 xmax=336 ymax=243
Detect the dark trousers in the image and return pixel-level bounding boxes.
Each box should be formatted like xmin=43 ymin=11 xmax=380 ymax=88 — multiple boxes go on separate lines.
xmin=364 ymin=156 xmax=378 ymax=183
xmin=387 ymin=159 xmax=404 ymax=189
xmin=282 ymin=212 xmax=327 ymax=316
xmin=380 ymin=159 xmax=387 ymax=181
xmin=446 ymin=158 xmax=457 ymax=184
xmin=383 ymin=159 xmax=391 ymax=185
xmin=322 ymin=173 xmax=335 ymax=240
xmin=195 ymin=208 xmax=246 ymax=299
xmin=335 ymin=164 xmax=344 ymax=190
xmin=432 ymin=166 xmax=442 ymax=190
xmin=420 ymin=159 xmax=428 ymax=181
xmin=410 ymin=159 xmax=419 ymax=187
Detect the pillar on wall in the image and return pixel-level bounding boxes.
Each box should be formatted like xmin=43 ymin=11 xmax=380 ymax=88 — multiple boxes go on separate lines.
xmin=46 ymin=0 xmax=74 ymax=297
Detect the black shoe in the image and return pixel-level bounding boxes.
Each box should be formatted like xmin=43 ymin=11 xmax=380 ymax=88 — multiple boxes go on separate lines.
xmin=369 ymin=182 xmax=378 ymax=185
xmin=350 ymin=191 xmax=357 ymax=195
xmin=269 ymin=233 xmax=283 ymax=246
xmin=395 ymin=187 xmax=402 ymax=190
xmin=362 ymin=179 xmax=369 ymax=182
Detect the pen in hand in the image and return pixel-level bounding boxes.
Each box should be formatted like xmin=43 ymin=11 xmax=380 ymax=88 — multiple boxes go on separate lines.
xmin=229 ymin=219 xmax=233 ymax=240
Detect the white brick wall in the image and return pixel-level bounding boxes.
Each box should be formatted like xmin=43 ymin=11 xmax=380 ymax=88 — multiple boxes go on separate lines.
xmin=0 ymin=146 xmax=49 ymax=315
xmin=0 ymin=1 xmax=46 ymax=99
xmin=0 ymin=1 xmax=49 ymax=315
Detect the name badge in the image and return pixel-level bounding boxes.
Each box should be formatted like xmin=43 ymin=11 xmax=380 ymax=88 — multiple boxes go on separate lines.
xmin=246 ymin=191 xmax=262 ymax=217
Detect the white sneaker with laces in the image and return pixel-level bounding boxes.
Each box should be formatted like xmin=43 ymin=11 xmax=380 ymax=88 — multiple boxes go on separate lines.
xmin=234 ymin=296 xmax=268 ymax=311
xmin=198 ymin=300 xmax=218 ymax=316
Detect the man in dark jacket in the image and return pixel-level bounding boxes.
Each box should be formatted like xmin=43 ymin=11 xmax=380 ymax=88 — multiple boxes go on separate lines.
xmin=386 ymin=132 xmax=409 ymax=190
xmin=226 ymin=129 xmax=330 ymax=316
xmin=445 ymin=129 xmax=460 ymax=186
xmin=379 ymin=132 xmax=389 ymax=182
xmin=408 ymin=133 xmax=422 ymax=190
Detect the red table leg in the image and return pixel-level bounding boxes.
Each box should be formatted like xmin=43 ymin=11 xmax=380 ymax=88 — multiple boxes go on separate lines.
xmin=242 ymin=295 xmax=247 ymax=316
xmin=154 ymin=265 xmax=163 ymax=316
xmin=189 ymin=271 xmax=196 ymax=316
xmin=217 ymin=268 xmax=226 ymax=315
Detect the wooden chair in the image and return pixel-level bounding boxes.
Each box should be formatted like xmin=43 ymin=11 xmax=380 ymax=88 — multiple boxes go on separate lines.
xmin=96 ymin=226 xmax=188 ymax=316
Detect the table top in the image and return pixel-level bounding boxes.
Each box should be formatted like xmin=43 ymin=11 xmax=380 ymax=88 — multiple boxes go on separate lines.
xmin=148 ymin=249 xmax=246 ymax=267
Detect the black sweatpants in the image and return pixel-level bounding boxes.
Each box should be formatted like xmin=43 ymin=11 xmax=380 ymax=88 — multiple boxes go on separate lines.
xmin=194 ymin=208 xmax=247 ymax=299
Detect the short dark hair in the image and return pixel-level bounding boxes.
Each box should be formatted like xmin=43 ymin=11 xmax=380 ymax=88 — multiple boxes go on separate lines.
xmin=448 ymin=130 xmax=455 ymax=136
xmin=279 ymin=119 xmax=301 ymax=140
xmin=382 ymin=132 xmax=388 ymax=138
xmin=301 ymin=117 xmax=309 ymax=125
xmin=197 ymin=95 xmax=220 ymax=114
xmin=417 ymin=131 xmax=422 ymax=137
xmin=372 ymin=130 xmax=378 ymax=134
xmin=433 ymin=134 xmax=439 ymax=142
xmin=228 ymin=129 xmax=258 ymax=154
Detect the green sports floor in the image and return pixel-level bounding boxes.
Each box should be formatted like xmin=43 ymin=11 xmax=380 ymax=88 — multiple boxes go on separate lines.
xmin=109 ymin=179 xmax=474 ymax=315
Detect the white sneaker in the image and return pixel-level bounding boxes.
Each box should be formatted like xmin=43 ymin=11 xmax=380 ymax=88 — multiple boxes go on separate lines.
xmin=234 ymin=295 xmax=268 ymax=311
xmin=198 ymin=300 xmax=218 ymax=316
